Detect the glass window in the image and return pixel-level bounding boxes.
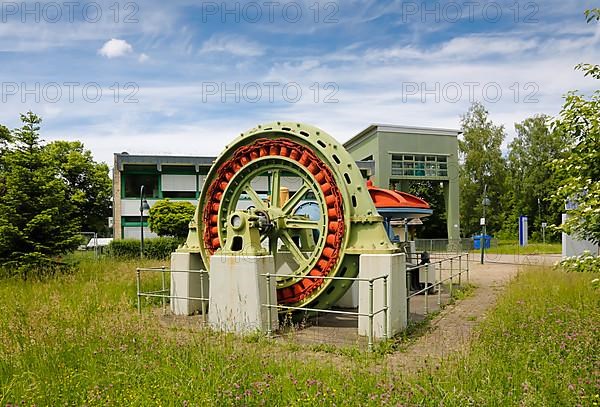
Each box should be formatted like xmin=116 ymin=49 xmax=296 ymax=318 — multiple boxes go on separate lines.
xmin=124 ymin=174 xmax=160 ymax=198
xmin=391 ymin=154 xmax=449 ymax=177
xmin=162 ymin=191 xmax=196 ymax=198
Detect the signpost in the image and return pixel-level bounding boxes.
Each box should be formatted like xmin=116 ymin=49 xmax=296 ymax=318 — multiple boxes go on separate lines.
xmin=519 ymin=216 xmax=528 ymax=247
xmin=541 ymin=222 xmax=547 ymax=245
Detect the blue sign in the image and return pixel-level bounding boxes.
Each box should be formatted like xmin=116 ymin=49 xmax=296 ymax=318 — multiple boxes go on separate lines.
xmin=519 ymin=216 xmax=528 ymax=247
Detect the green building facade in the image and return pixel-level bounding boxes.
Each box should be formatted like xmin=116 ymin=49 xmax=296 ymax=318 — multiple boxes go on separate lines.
xmin=344 ymin=125 xmax=461 ymax=241
xmin=113 ymin=153 xmax=215 ymax=239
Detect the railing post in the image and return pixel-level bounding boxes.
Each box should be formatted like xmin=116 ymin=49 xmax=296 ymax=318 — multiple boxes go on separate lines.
xmin=200 ymin=270 xmax=207 ymax=322
xmin=449 ymin=258 xmax=454 ymax=299
xmin=266 ymin=273 xmax=273 ymax=338
xmin=406 ymin=272 xmax=411 ymax=325
xmin=368 ymin=279 xmax=374 ymax=352
xmin=424 ymin=277 xmax=429 ymax=315
xmin=437 ymin=261 xmax=442 ymax=306
xmin=161 ymin=266 xmax=166 ymax=313
xmin=458 ymin=255 xmax=462 ymax=286
xmin=136 ymin=268 xmax=141 ymax=315
xmin=383 ymin=276 xmax=388 ymax=341
xmin=467 ymin=252 xmax=470 ymax=284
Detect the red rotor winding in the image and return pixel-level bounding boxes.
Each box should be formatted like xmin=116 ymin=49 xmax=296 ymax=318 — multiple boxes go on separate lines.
xmin=201 ymin=138 xmax=345 ymax=305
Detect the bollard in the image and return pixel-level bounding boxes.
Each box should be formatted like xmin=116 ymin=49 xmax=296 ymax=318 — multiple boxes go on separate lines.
xmin=266 ymin=273 xmax=273 ymax=338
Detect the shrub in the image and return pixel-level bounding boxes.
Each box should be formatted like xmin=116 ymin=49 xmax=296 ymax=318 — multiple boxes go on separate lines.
xmin=107 ymin=237 xmax=181 ymax=260
xmin=148 ymin=199 xmax=196 ymax=239
xmin=557 ymin=251 xmax=600 ymax=273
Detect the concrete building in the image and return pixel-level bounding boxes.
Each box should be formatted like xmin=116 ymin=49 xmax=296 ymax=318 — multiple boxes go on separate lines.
xmin=344 ymin=125 xmax=461 ymax=241
xmin=113 ymin=153 xmax=214 ymax=239
xmin=113 ymin=124 xmax=462 ymax=241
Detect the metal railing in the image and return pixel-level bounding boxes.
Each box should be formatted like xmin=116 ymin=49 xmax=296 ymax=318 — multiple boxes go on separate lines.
xmin=262 ymin=273 xmax=389 ymax=351
xmin=414 ymin=238 xmax=498 ymax=254
xmin=135 ymin=267 xmax=209 ymax=319
xmin=405 ymin=253 xmax=469 ymax=321
xmin=135 ymin=254 xmax=470 ymax=350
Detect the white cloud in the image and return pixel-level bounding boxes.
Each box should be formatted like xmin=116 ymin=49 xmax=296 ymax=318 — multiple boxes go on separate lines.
xmin=138 ymin=53 xmax=150 ymax=63
xmin=98 ymin=38 xmax=133 ymax=58
xmin=199 ymin=34 xmax=264 ymax=57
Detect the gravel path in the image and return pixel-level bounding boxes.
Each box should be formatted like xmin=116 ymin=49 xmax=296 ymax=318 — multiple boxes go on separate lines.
xmin=385 ymin=254 xmax=560 ymax=372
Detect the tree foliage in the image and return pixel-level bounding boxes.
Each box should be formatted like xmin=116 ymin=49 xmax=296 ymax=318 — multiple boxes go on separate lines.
xmin=0 ymin=113 xmax=81 ymax=276
xmin=44 ymin=141 xmax=112 ymax=235
xmin=409 ymin=181 xmax=447 ymax=238
xmin=551 ymin=13 xmax=600 ymax=243
xmin=148 ymin=199 xmax=196 ymax=239
xmin=505 ymin=115 xmax=566 ymax=240
xmin=459 ymin=102 xmax=507 ymax=236
xmin=0 ymin=112 xmax=112 ymax=277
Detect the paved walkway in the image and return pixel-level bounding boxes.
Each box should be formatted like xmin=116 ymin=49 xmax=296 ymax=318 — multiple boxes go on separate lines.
xmin=384 ymin=254 xmax=559 ymax=372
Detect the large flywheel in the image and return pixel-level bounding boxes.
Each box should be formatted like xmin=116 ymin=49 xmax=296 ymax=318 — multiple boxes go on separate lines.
xmin=181 ymin=122 xmax=397 ymax=311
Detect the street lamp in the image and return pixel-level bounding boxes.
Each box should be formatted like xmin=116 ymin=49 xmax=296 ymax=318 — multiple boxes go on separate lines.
xmin=140 ymin=185 xmax=150 ymax=258
xmin=481 ymin=185 xmax=490 ymax=265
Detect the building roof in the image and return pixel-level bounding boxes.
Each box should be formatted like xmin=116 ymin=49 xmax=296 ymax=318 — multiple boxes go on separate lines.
xmin=344 ymin=124 xmax=462 ymax=151
xmin=114 ymin=153 xmax=216 ymax=172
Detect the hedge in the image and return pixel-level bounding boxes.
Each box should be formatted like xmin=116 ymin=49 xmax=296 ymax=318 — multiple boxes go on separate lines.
xmin=107 ymin=237 xmax=182 ymax=260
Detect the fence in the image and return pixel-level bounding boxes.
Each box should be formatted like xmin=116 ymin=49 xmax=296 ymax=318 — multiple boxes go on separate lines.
xmin=262 ymin=273 xmax=389 ymax=351
xmin=135 ymin=266 xmax=209 ymax=319
xmin=405 ymin=253 xmax=469 ymax=321
xmin=135 ymin=254 xmax=471 ymax=351
xmin=415 ymin=238 xmax=498 ymax=255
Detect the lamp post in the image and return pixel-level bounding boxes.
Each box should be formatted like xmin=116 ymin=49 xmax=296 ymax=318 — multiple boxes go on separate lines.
xmin=140 ymin=185 xmax=150 ymax=258
xmin=481 ymin=185 xmax=490 ymax=265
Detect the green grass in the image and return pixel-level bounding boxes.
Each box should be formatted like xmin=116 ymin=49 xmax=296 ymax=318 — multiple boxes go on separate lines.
xmin=471 ymin=240 xmax=562 ymax=255
xmin=1 ymin=258 xmax=598 ymax=405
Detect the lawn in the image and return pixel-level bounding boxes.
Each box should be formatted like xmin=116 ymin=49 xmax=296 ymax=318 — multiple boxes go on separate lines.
xmin=0 ymin=257 xmax=597 ymax=405
xmin=472 ymin=240 xmax=562 ymax=255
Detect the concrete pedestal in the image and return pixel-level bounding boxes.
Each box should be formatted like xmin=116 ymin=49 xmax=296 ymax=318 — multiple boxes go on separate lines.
xmin=358 ymin=253 xmax=406 ymax=339
xmin=170 ymin=252 xmax=208 ymax=316
xmin=209 ymin=255 xmax=278 ymax=334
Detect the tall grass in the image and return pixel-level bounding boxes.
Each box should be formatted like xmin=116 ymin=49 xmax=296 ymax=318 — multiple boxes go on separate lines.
xmin=0 ymin=258 xmax=597 ymax=405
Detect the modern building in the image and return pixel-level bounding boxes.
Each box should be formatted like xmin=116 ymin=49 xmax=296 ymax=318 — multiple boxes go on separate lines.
xmin=344 ymin=125 xmax=461 ymax=241
xmin=113 ymin=124 xmax=461 ymax=241
xmin=113 ymin=153 xmax=215 ymax=239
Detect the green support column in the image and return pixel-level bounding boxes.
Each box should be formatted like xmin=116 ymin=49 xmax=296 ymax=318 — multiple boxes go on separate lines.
xmin=444 ymin=181 xmax=461 ymax=241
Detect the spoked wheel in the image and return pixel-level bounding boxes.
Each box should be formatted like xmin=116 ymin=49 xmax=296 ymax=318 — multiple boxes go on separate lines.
xmin=188 ymin=122 xmax=396 ymax=312
xmin=224 ymin=163 xmax=327 ymax=289
xmin=201 ymin=138 xmax=348 ymax=307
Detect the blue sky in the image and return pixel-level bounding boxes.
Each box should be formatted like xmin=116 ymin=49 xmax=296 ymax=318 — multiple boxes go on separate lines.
xmin=1 ymin=0 xmax=598 ymax=165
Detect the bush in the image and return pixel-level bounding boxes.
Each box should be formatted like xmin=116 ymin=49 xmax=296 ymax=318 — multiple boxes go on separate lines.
xmin=107 ymin=237 xmax=181 ymax=260
xmin=148 ymin=199 xmax=196 ymax=239
xmin=558 ymin=251 xmax=600 ymax=273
